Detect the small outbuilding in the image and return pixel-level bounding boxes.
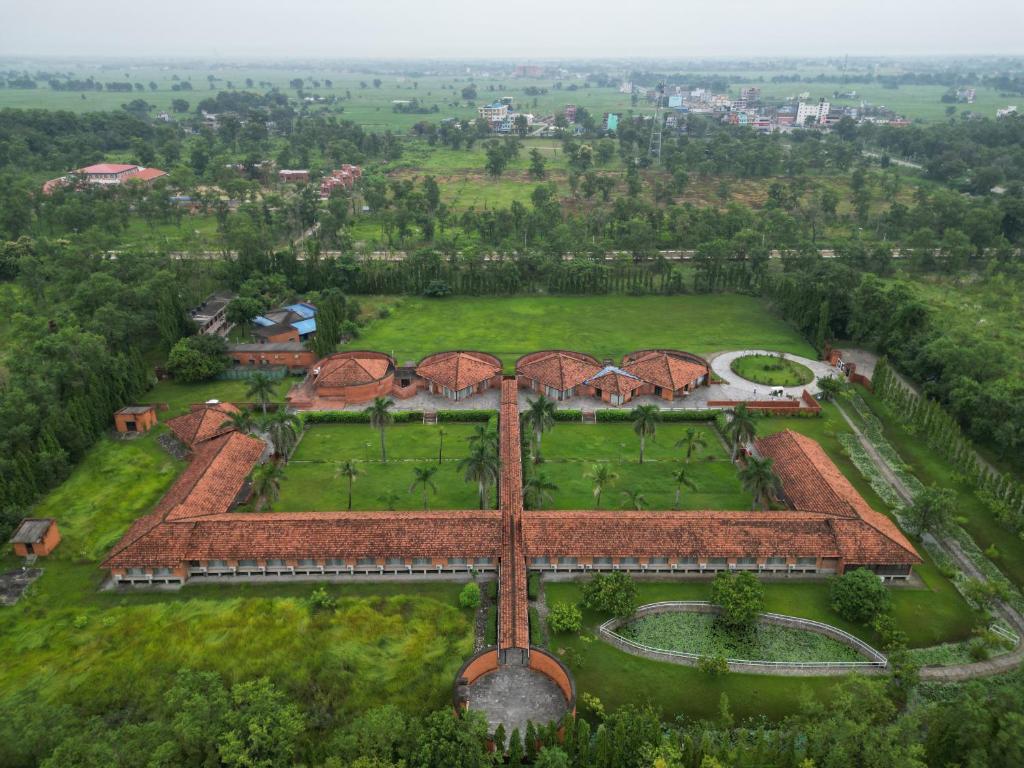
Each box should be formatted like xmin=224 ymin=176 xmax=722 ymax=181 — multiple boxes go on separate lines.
xmin=114 ymin=405 xmax=159 ymax=434
xmin=10 ymin=518 xmax=61 ymax=558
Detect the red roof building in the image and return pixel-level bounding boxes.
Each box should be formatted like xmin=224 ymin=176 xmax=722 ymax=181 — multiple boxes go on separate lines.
xmin=416 ymin=351 xmax=502 ymax=401
xmin=585 ymin=366 xmax=644 ymax=406
xmin=622 ymin=349 xmax=711 ymax=401
xmin=167 ymin=402 xmax=240 ymax=447
xmin=516 ymin=350 xmax=601 ymax=401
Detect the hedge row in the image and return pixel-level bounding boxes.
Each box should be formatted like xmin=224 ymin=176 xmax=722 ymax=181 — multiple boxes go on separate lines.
xmin=528 ymin=606 xmax=542 ymax=646
xmin=302 ymin=411 xmax=422 ymax=424
xmin=485 ymin=607 xmax=498 ymax=646
xmin=596 ymin=409 xmax=718 ymax=422
xmin=553 ymin=410 xmax=582 ymax=422
xmin=436 ymin=410 xmax=496 ymax=423
xmin=527 ymin=573 xmax=540 ymax=600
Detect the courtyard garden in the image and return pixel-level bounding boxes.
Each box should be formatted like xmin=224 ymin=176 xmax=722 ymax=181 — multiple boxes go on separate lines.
xmin=730 ymin=353 xmax=815 ymax=387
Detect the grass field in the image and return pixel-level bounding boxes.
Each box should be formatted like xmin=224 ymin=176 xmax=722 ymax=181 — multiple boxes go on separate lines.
xmin=276 ymin=423 xmax=490 ymax=511
xmin=356 ymin=294 xmax=816 ymax=367
xmin=141 ymin=376 xmax=298 ymax=417
xmin=0 ymin=430 xmax=475 ymax=732
xmin=538 ymin=422 xmax=751 ymax=510
xmin=730 ymin=353 xmax=814 ymax=387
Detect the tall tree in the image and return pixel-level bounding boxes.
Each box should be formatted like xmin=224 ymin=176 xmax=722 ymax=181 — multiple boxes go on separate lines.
xmin=522 ymin=472 xmax=558 ymax=510
xmin=585 ymin=464 xmax=618 ymax=509
xmin=245 ymin=371 xmax=276 ymax=415
xmin=523 ymin=395 xmax=557 ymax=463
xmin=631 ymin=404 xmax=660 ymax=464
xmin=458 ymin=444 xmax=499 ymax=510
xmin=674 ymin=427 xmax=708 ymax=464
xmin=409 ymin=465 xmax=439 ymax=511
xmin=726 ymin=404 xmax=757 ymax=459
xmin=364 ymin=397 xmax=394 ymax=462
xmin=738 ymin=455 xmax=780 ymax=511
xmin=251 ymin=462 xmax=285 ymax=511
xmin=336 ymin=459 xmax=360 ymax=510
xmin=671 ymin=466 xmax=698 ymax=511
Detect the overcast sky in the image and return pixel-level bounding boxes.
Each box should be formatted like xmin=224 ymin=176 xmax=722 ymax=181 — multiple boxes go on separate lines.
xmin=1 ymin=0 xmax=1022 ymax=59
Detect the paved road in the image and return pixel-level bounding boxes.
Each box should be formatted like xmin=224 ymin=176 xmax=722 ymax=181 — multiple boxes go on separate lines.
xmin=709 ymin=350 xmax=837 ymax=398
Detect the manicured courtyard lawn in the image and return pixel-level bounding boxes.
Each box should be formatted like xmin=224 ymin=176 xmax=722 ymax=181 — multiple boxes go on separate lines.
xmin=141 ymin=376 xmax=298 ymax=416
xmin=276 ymin=423 xmax=492 ymax=511
xmin=538 ymin=423 xmax=751 ymax=510
xmin=730 ymin=353 xmax=814 ymax=386
xmin=355 ymin=295 xmax=816 ymax=368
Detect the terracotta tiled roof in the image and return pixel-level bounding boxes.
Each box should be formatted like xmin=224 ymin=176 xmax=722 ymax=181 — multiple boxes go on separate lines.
xmin=103 ymin=431 xmax=264 ymax=567
xmin=167 ymin=402 xmax=241 ymax=447
xmin=315 ymin=355 xmax=391 ymax=388
xmin=78 ymin=163 xmax=137 ymax=174
xmin=499 ymin=378 xmax=530 ymax=651
xmin=522 ymin=510 xmax=843 ymax=559
xmin=105 ymin=511 xmax=501 ymax=568
xmin=756 ymin=430 xmax=919 ymax=563
xmin=417 ymin=351 xmax=501 ymax=392
xmin=517 ymin=351 xmax=601 ymax=391
xmin=586 ymin=367 xmax=644 ymax=396
xmin=132 ymin=167 xmax=168 ymax=182
xmin=623 ymin=351 xmax=707 ymax=391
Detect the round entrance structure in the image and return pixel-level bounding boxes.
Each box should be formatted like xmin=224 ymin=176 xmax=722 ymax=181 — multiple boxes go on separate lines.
xmin=453 ymin=648 xmax=575 ymax=735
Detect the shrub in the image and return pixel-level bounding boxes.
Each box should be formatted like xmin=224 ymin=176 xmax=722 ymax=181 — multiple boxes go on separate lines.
xmin=436 ymin=409 xmax=495 ymax=423
xmin=581 ymin=572 xmax=638 ymax=618
xmin=710 ymin=571 xmax=765 ymax=631
xmin=527 ymin=573 xmax=540 ymax=600
xmin=167 ymin=335 xmax=229 ymax=383
xmin=459 ymin=582 xmax=481 ymax=609
xmin=553 ymin=410 xmax=582 ymax=422
xmin=485 ymin=606 xmax=498 ymax=645
xmin=830 ymin=568 xmax=891 ymax=624
xmin=529 ymin=607 xmax=542 ymax=645
xmin=423 ymin=279 xmax=451 ymax=297
xmin=308 ymin=585 xmax=337 ymax=613
xmin=303 ymin=410 xmax=421 ymax=424
xmin=597 ymin=409 xmax=716 ymax=422
xmin=487 ymin=580 xmax=498 ymax=600
xmin=697 ymin=654 xmax=729 ymax=677
xmin=547 ymin=602 xmax=583 ymax=634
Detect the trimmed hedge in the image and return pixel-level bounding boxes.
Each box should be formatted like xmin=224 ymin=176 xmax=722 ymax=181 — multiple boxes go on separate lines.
xmin=436 ymin=410 xmax=496 ymax=423
xmin=529 ymin=606 xmax=542 ymax=646
xmin=303 ymin=410 xmax=422 ymax=424
xmin=485 ymin=607 xmax=498 ymax=646
xmin=487 ymin=580 xmax=498 ymax=600
xmin=596 ymin=409 xmax=717 ymax=422
xmin=553 ymin=410 xmax=582 ymax=422
xmin=527 ymin=573 xmax=540 ymax=600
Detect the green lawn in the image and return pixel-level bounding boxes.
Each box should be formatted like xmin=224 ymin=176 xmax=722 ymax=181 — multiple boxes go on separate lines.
xmin=730 ymin=354 xmax=814 ymax=387
xmin=276 ymin=423 xmax=492 ymax=511
xmin=0 ymin=428 xmax=475 ymax=733
xmin=543 ymin=570 xmax=975 ymax=722
xmin=538 ymin=423 xmax=751 ymax=510
xmin=858 ymin=389 xmax=1024 ymax=588
xmin=356 ymin=295 xmax=815 ymax=368
xmin=141 ymin=376 xmax=297 ymax=417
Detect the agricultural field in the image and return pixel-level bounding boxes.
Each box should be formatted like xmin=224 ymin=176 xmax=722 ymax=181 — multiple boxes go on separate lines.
xmin=276 ymin=423 xmax=491 ymax=512
xmin=355 ymin=294 xmax=817 ymax=366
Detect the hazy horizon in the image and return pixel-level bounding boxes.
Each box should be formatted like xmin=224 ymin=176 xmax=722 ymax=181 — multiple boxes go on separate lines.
xmin=2 ymin=0 xmax=1023 ymax=60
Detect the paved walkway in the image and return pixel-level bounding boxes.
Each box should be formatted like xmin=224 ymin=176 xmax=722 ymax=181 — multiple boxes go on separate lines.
xmin=709 ymin=350 xmax=837 ymax=399
xmin=833 ymin=402 xmax=1024 ymax=681
xmin=466 ymin=665 xmax=568 ymax=734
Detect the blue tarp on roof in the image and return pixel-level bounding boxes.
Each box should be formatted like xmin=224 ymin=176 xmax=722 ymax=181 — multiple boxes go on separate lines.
xmin=253 ymin=316 xmax=275 ymax=327
xmin=292 ymin=318 xmax=317 ymax=336
xmin=286 ymin=302 xmax=317 ymax=319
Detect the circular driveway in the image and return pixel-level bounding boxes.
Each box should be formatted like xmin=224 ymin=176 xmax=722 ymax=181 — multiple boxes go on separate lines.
xmin=709 ymin=350 xmax=838 ymax=399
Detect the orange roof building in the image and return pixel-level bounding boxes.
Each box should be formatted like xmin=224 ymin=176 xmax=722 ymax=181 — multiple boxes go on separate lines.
xmin=416 ymin=351 xmax=502 ymax=401
xmin=622 ymin=349 xmax=711 ymax=400
xmin=167 ymin=401 xmax=240 ymax=447
xmin=516 ymin=350 xmax=602 ymax=400
xmin=289 ymin=351 xmax=396 ymax=407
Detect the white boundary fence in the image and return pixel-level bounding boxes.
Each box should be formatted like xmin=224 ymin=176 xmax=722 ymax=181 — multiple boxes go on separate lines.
xmin=599 ymin=601 xmax=888 ymax=676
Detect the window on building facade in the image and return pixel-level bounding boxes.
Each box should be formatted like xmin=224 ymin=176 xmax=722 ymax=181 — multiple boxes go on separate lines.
xmin=796 ymin=556 xmax=817 ymax=566
xmin=619 ymin=556 xmax=639 ymax=565
xmin=208 ymin=559 xmax=228 ymax=569
xmin=298 ymin=559 xmax=317 ymax=567
xmin=473 ymin=557 xmax=493 ymax=565
xmin=238 ymin=559 xmax=258 ymax=568
xmin=649 ymin=557 xmax=669 ymax=565
xmin=386 ymin=557 xmax=405 ymax=566
xmin=531 ymin=556 xmax=550 ymax=566
xmin=736 ymin=557 xmax=757 ymax=566
xmin=356 ymin=557 xmax=377 ymax=566
xmin=154 ymin=567 xmax=173 ymax=576
xmin=325 ymin=558 xmax=346 ymax=567
xmin=412 ymin=557 xmax=433 ymax=566
xmin=592 ymin=556 xmax=613 ymax=565
xmin=447 ymin=557 xmax=467 ymax=566
xmin=708 ymin=557 xmax=728 ymax=566
xmin=557 ymin=556 xmax=578 ymax=566
xmin=766 ymin=556 xmax=788 ymax=566
xmin=127 ymin=567 xmax=146 ymax=576
xmin=266 ymin=559 xmax=285 ymax=567
xmin=678 ymin=557 xmax=698 ymax=565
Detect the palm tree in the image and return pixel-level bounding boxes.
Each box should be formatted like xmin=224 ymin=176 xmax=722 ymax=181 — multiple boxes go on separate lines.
xmin=585 ymin=464 xmax=618 ymax=509
xmin=437 ymin=427 xmax=447 ymax=464
xmin=817 ymin=375 xmax=845 ymax=402
xmin=739 ymin=455 xmax=781 ymax=511
xmin=522 ymin=395 xmax=557 ymax=463
xmin=671 ymin=466 xmax=699 ymax=511
xmin=523 ymin=472 xmax=559 ymax=510
xmin=674 ymin=427 xmax=708 ymax=464
xmin=727 ymin=404 xmax=757 ymax=460
xmin=621 ymin=488 xmax=648 ymax=511
xmin=466 ymin=423 xmax=499 ymax=455
xmin=221 ymin=409 xmax=257 ymax=434
xmin=378 ymin=491 xmax=401 ymax=511
xmin=631 ymin=404 xmax=661 ymax=464
xmin=409 ymin=465 xmax=439 ymax=511
xmin=245 ymin=371 xmax=276 ymax=415
xmin=335 ymin=459 xmax=360 ymax=510
xmin=364 ymin=397 xmax=394 ymax=462
xmin=251 ymin=462 xmax=285 ymax=511
xmin=263 ymin=411 xmax=302 ymax=460
xmin=458 ymin=444 xmax=500 ymax=510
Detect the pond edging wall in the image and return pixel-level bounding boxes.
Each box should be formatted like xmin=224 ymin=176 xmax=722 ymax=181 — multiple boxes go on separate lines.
xmin=599 ymin=601 xmax=888 ymax=677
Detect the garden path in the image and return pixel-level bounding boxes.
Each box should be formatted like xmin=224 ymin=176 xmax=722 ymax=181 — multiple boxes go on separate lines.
xmin=708 ymin=350 xmax=836 ymax=399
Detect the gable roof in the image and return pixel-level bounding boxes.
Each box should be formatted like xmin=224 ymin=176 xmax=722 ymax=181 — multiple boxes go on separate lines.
xmin=78 ymin=163 xmax=137 ymax=174
xmin=166 ymin=402 xmax=241 ymax=447
xmin=314 ymin=354 xmax=392 ymax=388
xmin=131 ymin=167 xmax=168 ymax=182
xmin=10 ymin=518 xmax=55 ymax=545
xmin=623 ymin=351 xmax=707 ymax=391
xmin=755 ymin=430 xmax=919 ymax=563
xmin=416 ymin=351 xmax=501 ymax=392
xmin=517 ymin=351 xmax=601 ymax=391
